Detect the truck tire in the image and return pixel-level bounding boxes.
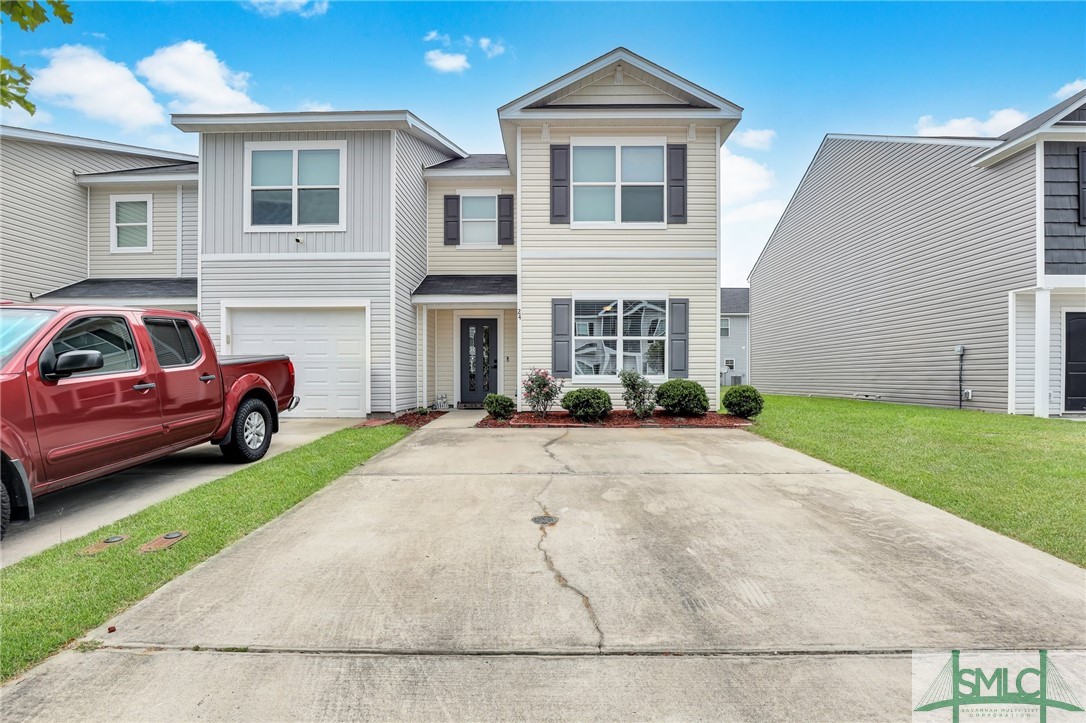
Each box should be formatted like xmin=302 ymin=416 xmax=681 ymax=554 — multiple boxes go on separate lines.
xmin=1 ymin=484 xmax=10 ymax=540
xmin=220 ymin=397 xmax=273 ymax=463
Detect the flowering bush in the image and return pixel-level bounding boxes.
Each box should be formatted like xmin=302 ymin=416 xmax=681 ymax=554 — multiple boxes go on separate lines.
xmin=618 ymin=368 xmax=656 ymax=418
xmin=522 ymin=368 xmax=565 ymax=418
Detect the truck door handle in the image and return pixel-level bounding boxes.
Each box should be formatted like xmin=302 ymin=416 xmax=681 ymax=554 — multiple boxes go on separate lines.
xmin=132 ymin=382 xmax=157 ymax=391
xmin=199 ymin=374 xmax=217 ymax=383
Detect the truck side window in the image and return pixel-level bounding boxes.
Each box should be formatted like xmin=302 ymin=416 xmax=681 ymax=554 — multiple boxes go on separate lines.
xmin=146 ymin=318 xmax=201 ymax=367
xmin=50 ymin=316 xmax=139 ymax=376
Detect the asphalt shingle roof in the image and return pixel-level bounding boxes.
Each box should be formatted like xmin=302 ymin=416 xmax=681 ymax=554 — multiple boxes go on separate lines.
xmin=426 ymin=154 xmax=509 ymax=171
xmin=719 ymin=287 xmax=750 ymax=314
xmin=413 ymin=274 xmax=517 ymax=296
xmin=36 ymin=277 xmax=197 ymax=300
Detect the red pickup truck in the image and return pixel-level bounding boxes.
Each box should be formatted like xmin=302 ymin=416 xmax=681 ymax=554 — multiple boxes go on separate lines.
xmin=0 ymin=305 xmax=299 ymax=538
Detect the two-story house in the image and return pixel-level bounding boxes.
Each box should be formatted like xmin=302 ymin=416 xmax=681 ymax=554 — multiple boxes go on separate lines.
xmin=748 ymin=90 xmax=1086 ymax=417
xmin=719 ymin=287 xmax=750 ymax=387
xmin=0 ymin=126 xmax=198 ymax=309
xmin=176 ymin=48 xmax=740 ymax=417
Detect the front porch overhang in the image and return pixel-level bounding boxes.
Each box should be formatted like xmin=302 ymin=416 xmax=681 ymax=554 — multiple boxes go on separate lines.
xmin=411 ymin=274 xmax=517 ymax=308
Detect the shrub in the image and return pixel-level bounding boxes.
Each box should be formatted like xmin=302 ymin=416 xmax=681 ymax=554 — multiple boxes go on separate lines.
xmin=656 ymin=378 xmax=710 ymax=416
xmin=560 ymin=387 xmax=613 ymax=422
xmin=483 ymin=393 xmax=516 ymax=420
xmin=722 ymin=385 xmax=764 ymax=419
xmin=618 ymin=369 xmax=656 ymax=419
xmin=522 ymin=369 xmax=565 ymax=418
xmin=415 ymin=406 xmax=430 ymax=415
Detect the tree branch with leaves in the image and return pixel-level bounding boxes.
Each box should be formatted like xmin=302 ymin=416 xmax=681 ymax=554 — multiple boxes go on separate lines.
xmin=1 ymin=0 xmax=74 ymax=114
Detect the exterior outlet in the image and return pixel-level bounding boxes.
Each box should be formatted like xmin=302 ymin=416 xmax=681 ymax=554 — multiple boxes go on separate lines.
xmin=961 ymin=389 xmax=973 ymax=401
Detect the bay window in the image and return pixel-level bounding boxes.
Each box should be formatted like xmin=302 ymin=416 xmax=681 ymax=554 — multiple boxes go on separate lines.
xmin=570 ymin=138 xmax=666 ymax=227
xmin=244 ymin=141 xmax=346 ymax=231
xmin=573 ymin=298 xmax=668 ymax=380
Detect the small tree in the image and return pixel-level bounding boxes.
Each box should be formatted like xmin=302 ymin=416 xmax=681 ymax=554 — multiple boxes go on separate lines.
xmin=618 ymin=368 xmax=656 ymax=419
xmin=521 ymin=369 xmax=564 ymax=418
xmin=1 ymin=1 xmax=74 ymax=114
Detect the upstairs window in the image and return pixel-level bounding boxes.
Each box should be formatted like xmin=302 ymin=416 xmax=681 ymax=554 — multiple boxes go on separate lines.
xmin=461 ymin=193 xmax=498 ymax=247
xmin=110 ymin=194 xmax=153 ymax=253
xmin=570 ymin=138 xmax=666 ymax=227
xmin=720 ymin=317 xmax=730 ymax=337
xmin=244 ymin=141 xmax=346 ymax=231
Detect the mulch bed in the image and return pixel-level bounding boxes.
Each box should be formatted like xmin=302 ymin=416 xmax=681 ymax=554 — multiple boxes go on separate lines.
xmin=476 ymin=409 xmax=750 ymax=429
xmin=354 ymin=410 xmax=447 ymax=430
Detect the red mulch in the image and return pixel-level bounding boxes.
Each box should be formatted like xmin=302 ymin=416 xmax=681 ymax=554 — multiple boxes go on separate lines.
xmin=355 ymin=411 xmax=447 ymax=430
xmin=476 ymin=409 xmax=750 ymax=429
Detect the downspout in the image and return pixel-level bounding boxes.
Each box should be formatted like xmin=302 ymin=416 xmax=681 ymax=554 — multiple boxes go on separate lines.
xmin=175 ymin=184 xmax=183 ymax=277
xmin=86 ymin=185 xmax=91 ymax=278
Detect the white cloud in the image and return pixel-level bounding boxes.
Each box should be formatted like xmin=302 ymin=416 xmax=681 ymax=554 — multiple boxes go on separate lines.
xmin=33 ymin=45 xmax=165 ymax=131
xmin=478 ymin=37 xmax=506 ymax=59
xmin=717 ymin=148 xmax=787 ymax=285
xmin=731 ymin=128 xmax=776 ymax=151
xmin=84 ymin=31 xmax=108 ymax=40
xmin=136 ymin=41 xmax=267 ymax=114
xmin=1054 ymin=78 xmax=1086 ymax=101
xmin=915 ymin=107 xmax=1027 ymax=137
xmin=245 ymin=0 xmax=328 ymax=18
xmin=299 ymin=100 xmax=334 ymax=112
xmin=463 ymin=35 xmax=474 ymax=47
xmin=719 ymin=147 xmax=775 ymax=205
xmin=423 ymin=30 xmax=451 ymax=45
xmin=424 ymin=49 xmax=469 ymax=74
xmin=0 ymin=104 xmax=53 ymax=128
xmin=720 ymin=198 xmax=786 ymax=226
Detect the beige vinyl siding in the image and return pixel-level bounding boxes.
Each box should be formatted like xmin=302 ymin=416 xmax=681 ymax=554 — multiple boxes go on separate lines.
xmin=89 ymin=184 xmax=179 ymax=277
xmin=749 ymin=137 xmax=1036 ymax=412
xmin=0 ymin=137 xmax=183 ymax=301
xmin=426 ymin=177 xmax=516 ymax=275
xmin=1014 ymin=292 xmax=1036 ymax=415
xmin=1052 ymin=291 xmax=1086 ymax=415
xmin=549 ymin=76 xmax=686 ymax=106
xmin=394 ymin=132 xmax=454 ymax=410
xmin=200 ymin=130 xmax=391 ymax=255
xmin=199 ymin=258 xmax=392 ymax=411
xmin=181 ymin=184 xmax=198 ymax=276
xmin=426 ymin=307 xmax=517 ymax=406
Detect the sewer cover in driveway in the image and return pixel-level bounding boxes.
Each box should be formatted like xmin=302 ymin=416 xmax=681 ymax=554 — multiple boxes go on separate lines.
xmin=532 ymin=516 xmax=558 ymax=525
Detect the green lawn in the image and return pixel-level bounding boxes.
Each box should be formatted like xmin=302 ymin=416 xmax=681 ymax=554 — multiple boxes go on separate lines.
xmin=0 ymin=424 xmax=409 ymax=682
xmin=743 ymin=394 xmax=1086 ymax=567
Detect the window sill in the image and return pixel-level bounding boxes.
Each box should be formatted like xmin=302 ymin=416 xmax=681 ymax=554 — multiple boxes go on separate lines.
xmin=244 ymin=224 xmax=346 ymax=233
xmin=109 ymin=247 xmax=154 ymax=254
xmin=456 ymin=244 xmax=503 ymax=250
xmin=571 ymin=375 xmax=668 ymax=385
xmin=569 ymin=222 xmax=667 ymax=231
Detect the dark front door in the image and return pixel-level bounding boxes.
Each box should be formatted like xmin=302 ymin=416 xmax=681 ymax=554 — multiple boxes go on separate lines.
xmin=1066 ymin=312 xmax=1086 ymax=412
xmin=460 ymin=318 xmax=497 ymax=406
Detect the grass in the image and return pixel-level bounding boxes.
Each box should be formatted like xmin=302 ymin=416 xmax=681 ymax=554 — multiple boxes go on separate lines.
xmin=740 ymin=394 xmax=1086 ymax=567
xmin=0 ymin=424 xmax=409 ymax=682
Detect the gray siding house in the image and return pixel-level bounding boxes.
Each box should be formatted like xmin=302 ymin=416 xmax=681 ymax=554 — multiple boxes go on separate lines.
xmin=719 ymin=287 xmax=749 ymax=386
xmin=0 ymin=126 xmax=198 ymax=308
xmin=749 ymin=91 xmax=1086 ymax=417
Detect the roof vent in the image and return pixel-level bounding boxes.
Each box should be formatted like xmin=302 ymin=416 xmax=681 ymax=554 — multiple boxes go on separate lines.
xmin=614 ymin=64 xmax=624 ymax=86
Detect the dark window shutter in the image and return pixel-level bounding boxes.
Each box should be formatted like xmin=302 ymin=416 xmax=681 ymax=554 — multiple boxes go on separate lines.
xmin=498 ymin=194 xmax=514 ymax=244
xmin=550 ymin=145 xmax=570 ymax=224
xmin=443 ymin=195 xmax=460 ymax=245
xmin=668 ymin=298 xmax=689 ymax=378
xmin=1079 ymin=148 xmax=1086 ymax=226
xmin=667 ymin=144 xmax=687 ymax=224
xmin=552 ymin=298 xmax=572 ymax=378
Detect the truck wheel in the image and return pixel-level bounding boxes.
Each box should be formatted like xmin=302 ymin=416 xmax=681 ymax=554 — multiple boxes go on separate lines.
xmin=221 ymin=397 xmax=273 ymax=463
xmin=1 ymin=484 xmax=10 ymax=540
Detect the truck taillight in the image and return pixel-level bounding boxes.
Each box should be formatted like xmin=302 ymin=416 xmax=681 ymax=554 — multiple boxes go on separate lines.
xmin=288 ymin=360 xmax=295 ymax=379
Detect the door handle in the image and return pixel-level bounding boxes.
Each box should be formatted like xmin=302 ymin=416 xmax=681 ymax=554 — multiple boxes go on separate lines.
xmin=199 ymin=373 xmax=217 ymax=383
xmin=132 ymin=382 xmax=157 ymax=391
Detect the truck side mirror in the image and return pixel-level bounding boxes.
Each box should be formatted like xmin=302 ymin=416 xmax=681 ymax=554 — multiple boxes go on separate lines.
xmin=42 ymin=350 xmax=104 ymax=380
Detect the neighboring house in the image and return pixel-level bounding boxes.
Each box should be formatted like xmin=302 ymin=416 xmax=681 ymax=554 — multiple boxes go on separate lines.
xmin=174 ymin=47 xmax=740 ymax=417
xmin=749 ymin=90 xmax=1086 ymax=417
xmin=0 ymin=126 xmax=198 ymax=309
xmin=719 ymin=287 xmax=749 ymax=386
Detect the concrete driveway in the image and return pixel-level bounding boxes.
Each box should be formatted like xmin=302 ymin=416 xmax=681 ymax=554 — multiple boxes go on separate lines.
xmin=1 ymin=418 xmax=358 ymax=567
xmin=4 ymin=422 xmax=1085 ymax=720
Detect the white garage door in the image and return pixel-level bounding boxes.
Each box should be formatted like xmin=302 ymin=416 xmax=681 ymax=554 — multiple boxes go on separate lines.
xmin=230 ymin=307 xmax=366 ymax=418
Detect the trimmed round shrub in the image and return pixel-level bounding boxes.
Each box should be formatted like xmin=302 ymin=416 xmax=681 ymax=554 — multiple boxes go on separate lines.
xmin=483 ymin=393 xmax=516 ymax=420
xmin=560 ymin=387 xmax=613 ymax=422
xmin=722 ymin=385 xmax=764 ymax=418
xmin=656 ymin=378 xmax=710 ymax=416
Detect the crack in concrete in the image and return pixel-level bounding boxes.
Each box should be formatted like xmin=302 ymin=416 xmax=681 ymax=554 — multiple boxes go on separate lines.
xmin=532 ymin=474 xmax=605 ymax=654
xmin=540 ymin=431 xmax=575 ymax=473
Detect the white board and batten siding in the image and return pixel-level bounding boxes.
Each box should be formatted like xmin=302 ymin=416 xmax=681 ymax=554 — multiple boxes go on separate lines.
xmin=749 ymin=137 xmax=1037 ymax=413
xmin=518 ymin=125 xmax=720 ymax=409
xmin=88 ymin=183 xmax=197 ymax=278
xmin=0 ymin=137 xmax=183 ymax=301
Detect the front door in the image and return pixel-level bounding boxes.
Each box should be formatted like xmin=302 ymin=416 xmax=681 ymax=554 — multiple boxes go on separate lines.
xmin=1066 ymin=312 xmax=1086 ymax=412
xmin=460 ymin=318 xmax=497 ymax=406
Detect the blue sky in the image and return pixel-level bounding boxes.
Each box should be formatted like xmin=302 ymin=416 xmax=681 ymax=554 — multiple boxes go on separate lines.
xmin=3 ymin=1 xmax=1084 ymax=284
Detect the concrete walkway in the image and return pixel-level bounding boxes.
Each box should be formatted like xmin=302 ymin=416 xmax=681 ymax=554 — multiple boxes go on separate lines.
xmin=1 ymin=418 xmax=359 ymax=567
xmin=3 ymin=426 xmax=1084 ymax=720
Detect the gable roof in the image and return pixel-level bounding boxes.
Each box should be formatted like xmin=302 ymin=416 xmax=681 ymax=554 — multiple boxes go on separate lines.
xmin=974 ymin=88 xmax=1086 ymax=167
xmin=720 ymin=288 xmax=750 ymax=314
xmin=0 ymin=125 xmax=196 ymax=163
xmin=423 ymin=154 xmax=510 ymax=177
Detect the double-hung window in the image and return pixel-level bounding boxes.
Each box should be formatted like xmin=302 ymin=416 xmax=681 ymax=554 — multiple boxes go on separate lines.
xmin=720 ymin=317 xmax=730 ymax=337
xmin=460 ymin=191 xmax=498 ymax=247
xmin=570 ymin=137 xmax=666 ymax=227
xmin=244 ymin=141 xmax=346 ymax=231
xmin=573 ymin=298 xmax=668 ymax=380
xmin=110 ymin=194 xmax=153 ymax=253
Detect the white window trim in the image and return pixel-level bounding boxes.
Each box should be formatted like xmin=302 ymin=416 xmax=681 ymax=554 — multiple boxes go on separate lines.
xmin=569 ymin=135 xmax=667 ymax=230
xmin=243 ymin=140 xmax=347 ymax=233
xmin=110 ymin=194 xmax=153 ymax=254
xmin=571 ymin=293 xmax=669 ymax=384
xmin=457 ymin=188 xmax=500 ymax=249
xmin=724 ymin=359 xmax=736 ymax=369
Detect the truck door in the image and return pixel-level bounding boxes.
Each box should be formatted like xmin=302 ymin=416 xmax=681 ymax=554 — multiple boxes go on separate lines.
xmin=29 ymin=313 xmax=164 ymax=485
xmin=144 ymin=317 xmax=224 ymax=445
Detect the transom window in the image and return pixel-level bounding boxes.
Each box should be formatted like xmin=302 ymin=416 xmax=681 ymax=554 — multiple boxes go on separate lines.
xmin=110 ymin=194 xmax=152 ymax=253
xmin=720 ymin=317 xmax=730 ymax=337
xmin=573 ymin=298 xmax=667 ymax=380
xmin=461 ymin=192 xmax=498 ymax=247
xmin=571 ymin=138 xmax=666 ymax=226
xmin=244 ymin=141 xmax=346 ymax=231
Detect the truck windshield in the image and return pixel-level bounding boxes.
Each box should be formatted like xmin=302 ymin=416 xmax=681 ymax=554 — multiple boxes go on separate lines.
xmin=0 ymin=308 xmax=57 ymax=366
